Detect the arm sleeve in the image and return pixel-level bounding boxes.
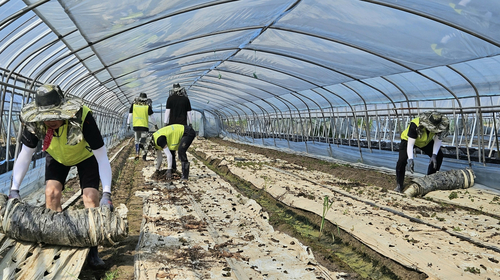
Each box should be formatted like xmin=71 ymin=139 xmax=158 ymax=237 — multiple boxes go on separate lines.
xmin=156 ymin=151 xmax=163 ymax=170
xmin=407 ymin=137 xmax=416 ymax=159
xmin=11 ymin=144 xmax=36 ymax=191
xmin=82 ymin=112 xmax=105 ymax=150
xmin=93 ymin=146 xmax=112 ymax=193
xmin=163 ymin=148 xmax=173 ymax=169
xmin=187 ymin=110 xmax=192 ymax=125
xmin=164 ymin=109 xmax=170 ymax=125
xmin=127 ymin=113 xmax=132 ymax=125
xmin=432 ymin=136 xmax=442 ymax=155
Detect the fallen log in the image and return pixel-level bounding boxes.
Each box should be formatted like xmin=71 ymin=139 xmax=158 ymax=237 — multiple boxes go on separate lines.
xmin=404 ymin=168 xmax=475 ymax=197
xmin=0 ymin=194 xmax=128 ymax=247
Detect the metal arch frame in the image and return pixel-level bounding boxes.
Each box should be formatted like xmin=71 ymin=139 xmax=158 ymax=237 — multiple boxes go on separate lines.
xmin=0 ymin=35 xmax=60 ymax=169
xmin=361 ymin=0 xmax=500 ymax=48
xmin=55 ymin=64 xmax=86 ymax=89
xmin=192 ymin=81 xmax=286 ymax=146
xmin=447 ymin=65 xmax=486 ymax=165
xmin=195 ymin=68 xmax=312 ymax=146
xmin=414 ymin=71 xmax=472 ymax=166
xmin=194 ymin=80 xmax=286 ymax=146
xmin=341 ymin=83 xmax=372 ymax=151
xmin=23 ymin=45 xmax=67 ymax=79
xmin=190 ymin=85 xmax=268 ymax=143
xmin=207 ymin=62 xmax=367 ymax=152
xmin=38 ymin=52 xmax=79 ymax=83
xmin=6 ymin=1 xmax=491 ymax=109
xmin=196 ymin=74 xmax=305 ymax=148
xmin=0 ymin=19 xmax=43 ymax=54
xmin=0 ymin=0 xmax=49 ymax=30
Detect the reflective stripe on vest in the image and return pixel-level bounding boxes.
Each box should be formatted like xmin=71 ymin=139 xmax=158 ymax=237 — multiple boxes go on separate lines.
xmin=46 ymin=106 xmax=93 ymax=166
xmin=401 ymin=118 xmax=435 ymax=148
xmin=132 ymin=104 xmax=149 ymax=128
xmin=153 ymin=124 xmax=185 ymax=151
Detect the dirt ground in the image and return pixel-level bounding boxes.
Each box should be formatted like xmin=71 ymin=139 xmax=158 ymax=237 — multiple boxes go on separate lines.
xmin=66 ymin=137 xmax=397 ymax=279
xmin=61 ymin=136 xmax=499 ymax=279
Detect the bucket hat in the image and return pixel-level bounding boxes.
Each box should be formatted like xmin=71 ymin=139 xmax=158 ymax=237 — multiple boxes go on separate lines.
xmin=20 ymin=84 xmax=83 ymax=123
xmin=419 ymin=111 xmax=450 ymax=134
xmin=170 ymin=83 xmax=187 ymax=96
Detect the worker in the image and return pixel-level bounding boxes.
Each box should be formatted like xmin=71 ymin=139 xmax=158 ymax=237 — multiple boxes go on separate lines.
xmin=9 ymin=84 xmax=113 ymax=268
xmin=127 ymin=92 xmax=157 ymax=160
xmin=395 ymin=111 xmax=450 ymax=193
xmin=151 ymin=124 xmax=196 ymax=181
xmin=163 ymin=83 xmax=193 ymax=172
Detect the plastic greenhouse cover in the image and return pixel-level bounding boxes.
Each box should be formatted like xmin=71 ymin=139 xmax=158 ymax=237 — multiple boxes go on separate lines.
xmin=377 ymin=0 xmax=500 ymax=43
xmin=232 ymin=49 xmax=349 ymax=87
xmin=274 ymin=0 xmax=500 ymax=68
xmin=250 ymin=29 xmax=408 ymax=79
xmin=384 ymin=72 xmax=453 ymax=101
xmin=52 ymin=0 xmax=292 ymax=44
xmin=106 ymin=30 xmax=256 ymax=74
xmin=218 ymin=61 xmax=313 ymax=92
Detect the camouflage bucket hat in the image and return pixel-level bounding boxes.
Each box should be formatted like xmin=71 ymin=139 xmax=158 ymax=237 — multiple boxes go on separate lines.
xmin=420 ymin=111 xmax=450 ymax=134
xmin=20 ymin=84 xmax=83 ymax=123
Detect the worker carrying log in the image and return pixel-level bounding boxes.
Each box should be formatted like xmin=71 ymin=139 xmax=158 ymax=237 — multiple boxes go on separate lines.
xmin=404 ymin=168 xmax=475 ymax=197
xmin=8 ymin=84 xmax=115 ymax=268
xmin=395 ymin=111 xmax=450 ymax=193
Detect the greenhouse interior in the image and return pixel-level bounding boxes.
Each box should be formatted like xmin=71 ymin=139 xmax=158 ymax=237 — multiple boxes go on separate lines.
xmin=0 ymin=0 xmax=500 ymax=279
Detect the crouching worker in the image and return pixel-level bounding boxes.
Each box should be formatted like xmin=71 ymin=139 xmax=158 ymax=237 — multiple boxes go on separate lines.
xmin=152 ymin=124 xmax=196 ymax=180
xmin=9 ymin=84 xmax=113 ymax=268
xmin=395 ymin=111 xmax=450 ymax=193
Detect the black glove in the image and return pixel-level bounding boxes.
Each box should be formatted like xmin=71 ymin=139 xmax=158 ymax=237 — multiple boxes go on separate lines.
xmin=154 ymin=124 xmax=159 ymax=130
xmin=406 ymin=159 xmax=414 ymax=174
xmin=8 ymin=189 xmax=20 ymax=200
xmin=430 ymin=154 xmax=438 ymax=169
xmin=188 ymin=123 xmax=193 ymax=128
xmin=166 ymin=169 xmax=172 ymax=180
xmin=100 ymin=192 xmax=114 ymax=211
xmin=127 ymin=126 xmax=131 ymax=131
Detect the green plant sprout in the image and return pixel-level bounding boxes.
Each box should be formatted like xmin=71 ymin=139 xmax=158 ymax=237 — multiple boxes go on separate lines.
xmin=319 ymin=195 xmax=334 ymax=239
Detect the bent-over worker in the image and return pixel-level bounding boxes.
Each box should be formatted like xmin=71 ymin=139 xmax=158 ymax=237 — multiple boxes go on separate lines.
xmin=9 ymin=84 xmax=113 ymax=268
xmin=395 ymin=111 xmax=450 ymax=193
xmin=152 ymin=124 xmax=196 ymax=180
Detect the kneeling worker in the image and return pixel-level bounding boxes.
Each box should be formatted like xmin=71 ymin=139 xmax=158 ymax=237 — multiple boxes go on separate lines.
xmin=152 ymin=124 xmax=196 ymax=180
xmin=9 ymin=84 xmax=113 ymax=268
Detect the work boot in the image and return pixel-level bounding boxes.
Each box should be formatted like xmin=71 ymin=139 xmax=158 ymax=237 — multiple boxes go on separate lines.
xmin=142 ymin=154 xmax=147 ymax=161
xmin=87 ymin=246 xmax=105 ymax=269
xmin=395 ymin=169 xmax=405 ymax=193
xmin=135 ymin=144 xmax=140 ymax=160
xmin=181 ymin=162 xmax=190 ymax=180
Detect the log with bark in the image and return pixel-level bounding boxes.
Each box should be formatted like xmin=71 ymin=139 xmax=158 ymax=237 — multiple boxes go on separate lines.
xmin=404 ymin=168 xmax=475 ymax=197
xmin=0 ymin=194 xmax=128 ymax=247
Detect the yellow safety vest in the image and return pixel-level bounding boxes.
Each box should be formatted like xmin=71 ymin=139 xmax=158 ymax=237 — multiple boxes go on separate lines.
xmin=153 ymin=124 xmax=185 ymax=151
xmin=132 ymin=104 xmax=149 ymax=128
xmin=46 ymin=106 xmax=93 ymax=166
xmin=401 ymin=118 xmax=435 ymax=148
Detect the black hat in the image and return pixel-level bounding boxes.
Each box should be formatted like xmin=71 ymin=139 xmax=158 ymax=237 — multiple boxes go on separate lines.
xmin=139 ymin=93 xmax=147 ymax=98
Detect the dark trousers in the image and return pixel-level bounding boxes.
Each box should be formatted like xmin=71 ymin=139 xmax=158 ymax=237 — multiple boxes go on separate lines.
xmin=177 ymin=125 xmax=196 ymax=163
xmin=395 ymin=140 xmax=444 ymax=187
